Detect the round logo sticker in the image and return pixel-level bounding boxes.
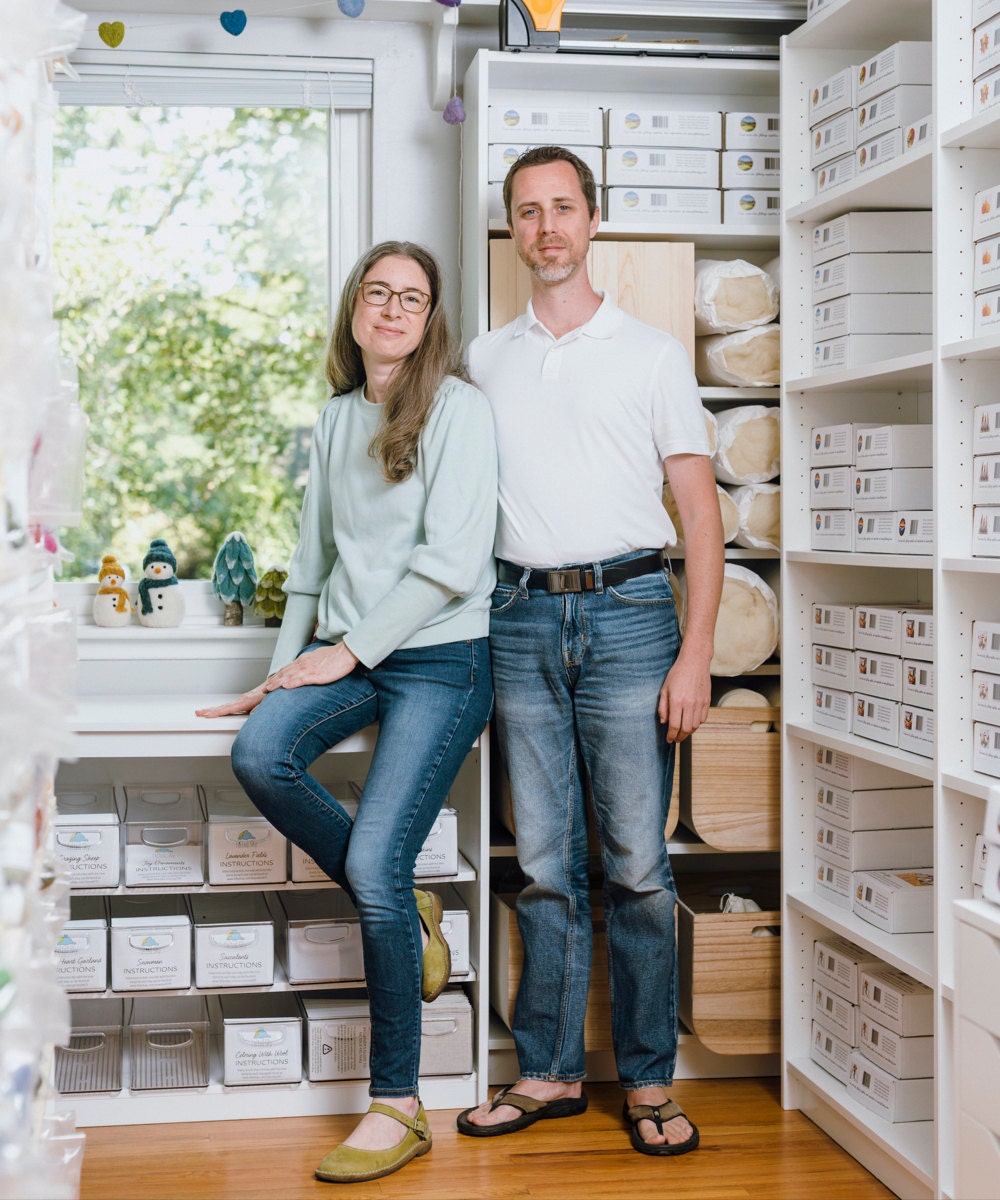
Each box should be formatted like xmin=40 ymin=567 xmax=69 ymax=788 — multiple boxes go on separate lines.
xmin=855 ymin=476 xmax=861 ymax=494
xmin=621 ymin=150 xmax=638 ymax=168
xmin=815 ymin=513 xmax=822 ymax=530
xmin=814 ymin=472 xmax=821 ymax=489
xmin=899 ymin=517 xmax=907 ymax=536
xmin=737 ymin=154 xmax=754 ymax=172
xmin=815 ymin=433 xmax=822 ymax=449
xmin=503 ymin=109 xmax=520 ymax=127
xmin=625 ymin=112 xmax=640 ymax=130
xmin=740 ymin=115 xmax=757 ymax=132
xmin=623 ymin=190 xmax=639 ymax=209
xmin=740 ymin=194 xmax=756 ymax=211
xmin=857 ymin=516 xmax=864 ymax=534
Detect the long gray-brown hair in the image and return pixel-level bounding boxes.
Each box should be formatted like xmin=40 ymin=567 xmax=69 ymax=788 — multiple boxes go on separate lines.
xmin=325 ymin=241 xmax=470 ymax=483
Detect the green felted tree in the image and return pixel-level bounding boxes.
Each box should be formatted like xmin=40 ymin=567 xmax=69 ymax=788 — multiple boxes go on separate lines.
xmin=253 ymin=565 xmax=288 ymax=627
xmin=211 ymin=531 xmax=258 ymax=626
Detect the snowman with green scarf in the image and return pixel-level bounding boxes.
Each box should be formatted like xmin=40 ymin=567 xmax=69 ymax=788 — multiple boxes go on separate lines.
xmin=136 ymin=538 xmax=185 ymax=628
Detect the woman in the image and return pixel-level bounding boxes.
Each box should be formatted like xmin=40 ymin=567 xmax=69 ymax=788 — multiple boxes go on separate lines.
xmin=197 ymin=241 xmax=496 ymax=1185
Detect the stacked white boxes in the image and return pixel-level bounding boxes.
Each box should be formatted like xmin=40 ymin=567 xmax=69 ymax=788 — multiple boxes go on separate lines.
xmin=972 ymin=618 xmax=1000 ymax=779
xmin=810 ymin=212 xmax=932 ymax=372
xmin=849 ymin=964 xmax=934 ymax=1120
xmin=973 ymin=0 xmax=1000 ymax=117
xmin=854 ymin=43 xmax=932 ymax=177
xmin=721 ymin=111 xmax=781 ymax=223
xmin=809 ymin=64 xmax=859 ymax=195
xmin=972 ymin=182 xmax=1000 ymax=336
xmin=811 ymin=934 xmax=880 ymax=1083
xmin=972 ymin=402 xmax=1000 ymax=555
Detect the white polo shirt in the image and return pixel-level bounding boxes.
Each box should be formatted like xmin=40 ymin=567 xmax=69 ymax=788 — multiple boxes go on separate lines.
xmin=468 ymin=293 xmax=710 ymax=568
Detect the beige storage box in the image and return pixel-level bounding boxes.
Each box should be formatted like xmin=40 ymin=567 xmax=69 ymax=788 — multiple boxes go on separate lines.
xmin=123 ymin=784 xmax=204 ymax=887
xmin=204 ymin=786 xmax=287 ymax=885
xmin=676 ymin=872 xmax=780 ymax=1054
xmin=55 ymin=999 xmax=124 ymax=1094
xmin=128 ymin=996 xmax=210 ymax=1090
xmin=190 ymin=892 xmax=275 ymax=989
xmin=220 ymin=994 xmax=303 ymax=1086
xmin=680 ymin=707 xmax=779 ymax=851
xmin=275 ymin=890 xmax=365 ymax=986
xmin=54 ymin=896 xmax=108 ymax=993
xmin=53 ymin=787 xmax=121 ymax=888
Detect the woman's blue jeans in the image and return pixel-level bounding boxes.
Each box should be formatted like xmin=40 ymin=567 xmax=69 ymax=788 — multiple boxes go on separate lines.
xmin=230 ymin=637 xmax=492 ymax=1097
xmin=489 ymin=552 xmax=681 ymax=1090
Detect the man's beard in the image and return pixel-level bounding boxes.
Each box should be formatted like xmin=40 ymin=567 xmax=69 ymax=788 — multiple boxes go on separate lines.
xmin=531 ymin=260 xmax=578 ymax=283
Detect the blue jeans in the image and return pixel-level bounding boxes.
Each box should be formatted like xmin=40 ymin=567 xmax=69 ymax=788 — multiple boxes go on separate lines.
xmin=231 ymin=638 xmax=492 ymax=1097
xmin=489 ymin=551 xmax=681 ymax=1090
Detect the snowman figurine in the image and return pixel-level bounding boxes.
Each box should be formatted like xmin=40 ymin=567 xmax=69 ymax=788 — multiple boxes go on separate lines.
xmin=92 ymin=554 xmax=133 ymax=627
xmin=136 ymin=538 xmax=185 ymax=628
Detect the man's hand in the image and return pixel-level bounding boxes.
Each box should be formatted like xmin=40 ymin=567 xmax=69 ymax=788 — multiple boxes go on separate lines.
xmin=657 ymin=651 xmax=711 ymax=743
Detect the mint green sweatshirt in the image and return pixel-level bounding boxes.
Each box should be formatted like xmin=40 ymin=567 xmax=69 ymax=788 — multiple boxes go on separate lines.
xmin=268 ymin=376 xmax=498 ymax=673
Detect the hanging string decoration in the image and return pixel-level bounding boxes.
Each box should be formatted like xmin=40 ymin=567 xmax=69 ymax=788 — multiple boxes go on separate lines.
xmin=219 ymin=10 xmax=248 ymax=36
xmin=442 ymin=4 xmax=464 ymax=125
xmin=338 ymin=0 xmax=365 ymax=16
xmin=98 ymin=21 xmax=125 ymax=47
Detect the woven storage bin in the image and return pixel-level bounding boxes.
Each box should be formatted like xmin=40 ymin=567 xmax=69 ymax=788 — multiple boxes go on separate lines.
xmin=680 ymin=707 xmax=780 ymax=850
xmin=676 ymin=871 xmax=780 ymax=1055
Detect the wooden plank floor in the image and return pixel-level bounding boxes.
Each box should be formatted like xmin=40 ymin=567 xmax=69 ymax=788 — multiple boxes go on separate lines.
xmin=79 ymin=1078 xmax=893 ymax=1200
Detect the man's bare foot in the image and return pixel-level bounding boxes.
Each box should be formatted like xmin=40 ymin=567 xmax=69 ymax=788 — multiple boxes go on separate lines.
xmin=462 ymin=1079 xmax=583 ymax=1128
xmin=626 ymin=1086 xmax=694 ymax=1147
xmin=342 ymin=1096 xmax=419 ymax=1151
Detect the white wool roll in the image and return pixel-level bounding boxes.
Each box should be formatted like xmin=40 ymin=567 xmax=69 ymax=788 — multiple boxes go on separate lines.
xmin=712 ymin=405 xmax=780 ymax=485
xmin=729 ymin=482 xmax=781 ymax=549
xmin=709 ymin=564 xmax=779 ymax=676
xmin=695 ymin=323 xmax=780 ymax=387
xmin=702 ymin=406 xmax=718 ymax=456
xmin=662 ymin=480 xmax=740 ymax=547
xmin=717 ymin=687 xmax=773 ymax=731
xmin=694 ymin=258 xmax=780 ymax=335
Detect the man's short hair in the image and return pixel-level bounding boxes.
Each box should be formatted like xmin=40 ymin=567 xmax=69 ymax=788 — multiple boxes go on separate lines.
xmin=502 ymin=145 xmax=598 ymax=225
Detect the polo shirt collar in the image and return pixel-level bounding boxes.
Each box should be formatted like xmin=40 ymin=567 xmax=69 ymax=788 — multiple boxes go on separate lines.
xmin=514 ymin=291 xmax=622 ymax=341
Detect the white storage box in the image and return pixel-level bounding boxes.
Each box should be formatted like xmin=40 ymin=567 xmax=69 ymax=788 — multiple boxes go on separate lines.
xmin=974 ymin=403 xmax=1000 ymax=453
xmin=109 ymin=895 xmax=192 ymax=992
xmin=815 ymin=856 xmax=853 ymax=910
xmin=813 ymin=293 xmax=932 ymax=339
xmin=128 ymin=996 xmax=210 ymax=1091
xmin=853 ymin=868 xmax=934 ymax=933
xmin=809 ymin=66 xmax=858 ymax=126
xmin=972 ymin=619 xmax=1000 ymax=669
xmin=191 ymin=892 xmax=274 ymax=989
xmin=811 ymin=423 xmax=880 ymax=468
xmin=722 ymin=190 xmax=779 ymax=222
xmin=973 ymin=671 xmax=1000 ymax=721
xmin=205 ymin=786 xmax=287 ymax=886
xmin=974 ymin=286 xmax=1000 ymax=336
xmin=976 ymin=0 xmax=1000 ymax=22
xmin=856 ymin=129 xmax=903 ymax=173
xmin=974 ymin=721 xmax=1000 ymax=778
xmin=860 ymin=963 xmax=933 ymax=1035
xmin=975 ymin=11 xmax=1000 ymax=77
xmin=607 ymin=107 xmax=721 ymax=148
xmin=812 ymin=334 xmax=930 ymax=371
xmin=814 ymin=934 xmax=881 ymax=1004
xmin=812 ymin=644 xmax=853 ymax=690
xmin=974 ymin=235 xmax=1000 ymax=292
xmin=974 ymin=181 xmax=1000 ymax=241
xmin=853 ymin=650 xmax=903 ymax=701
xmin=856 ymin=42 xmax=932 ymax=104
xmin=973 ymin=505 xmax=1000 ymax=554
xmin=810 ymin=111 xmax=855 ymax=169
xmin=418 ymin=989 xmax=474 ymax=1076
xmin=487 ymin=143 xmax=603 ymax=184
xmin=810 ymin=1019 xmax=852 ymax=1083
xmin=856 ymin=86 xmax=933 ymax=143
xmin=812 ymin=509 xmax=853 ymax=551
xmin=902 ymin=609 xmax=935 ymax=660
xmin=55 ymin=999 xmax=123 ymax=1094
xmin=815 ymin=818 xmax=932 ymax=871
xmin=902 ymin=114 xmax=932 ymax=154
xmin=54 ymin=896 xmax=108 ymax=993
xmin=53 ymin=788 xmax=120 ymax=888
xmin=902 ymin=659 xmax=935 ymax=707
xmin=813 ymin=685 xmax=852 ymax=732
xmin=721 ymin=150 xmax=779 ymax=188
xmin=860 ymin=1016 xmax=933 ymax=1078
xmin=898 ymin=703 xmax=934 ymax=757
xmin=723 ymin=111 xmax=779 ymax=149
xmin=812 ymin=253 xmax=932 ymax=305
xmin=853 ymin=511 xmax=934 ymax=556
xmin=847 ymin=1050 xmax=933 ymax=1121
xmin=487 ymin=102 xmax=602 ymax=145
xmin=814 ymin=746 xmax=916 ymax=789
xmin=416 ymin=807 xmax=459 ymax=878
xmin=813 ymin=979 xmax=860 ymax=1044
xmin=812 ymin=211 xmax=931 ymax=266
xmin=813 ymin=153 xmax=857 ymax=194
xmin=815 ymin=782 xmax=932 ymax=831
xmin=123 ymin=784 xmax=204 ymax=887
xmin=605 ymin=186 xmax=721 ymax=224
xmin=853 ymin=468 xmax=932 ymax=512
xmin=605 ymin=146 xmax=719 ymax=188
xmin=275 ymin=890 xmax=364 ymax=986
xmin=438 ymin=883 xmax=471 ymax=977
xmin=220 ymin=994 xmax=303 ymax=1086
xmin=985 ymin=839 xmax=1000 ymax=903
xmin=852 ymin=693 xmax=900 ymax=747
xmin=973 ymin=63 xmax=1000 ymax=116
xmin=855 ymin=604 xmax=934 ymax=657
xmin=810 ymin=465 xmax=853 ymax=506
xmin=974 ymin=454 xmax=1000 ymax=504
xmin=811 ymin=602 xmax=855 ymax=649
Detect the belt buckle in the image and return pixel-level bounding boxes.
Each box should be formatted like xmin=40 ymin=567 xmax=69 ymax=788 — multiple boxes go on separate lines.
xmin=547 ymin=568 xmax=582 ymax=594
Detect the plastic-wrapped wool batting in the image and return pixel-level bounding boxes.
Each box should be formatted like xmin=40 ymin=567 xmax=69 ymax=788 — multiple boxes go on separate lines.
xmin=693 ymin=258 xmax=780 ymax=335
xmin=695 ymin=324 xmax=780 ymax=387
xmin=661 ymin=479 xmax=740 ymax=547
xmin=712 ymin=405 xmax=780 ymax=485
xmin=673 ymin=563 xmax=779 ymax=676
xmin=728 ymin=482 xmax=781 ymax=550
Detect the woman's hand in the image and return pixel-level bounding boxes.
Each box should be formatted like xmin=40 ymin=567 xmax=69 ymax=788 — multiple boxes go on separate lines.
xmin=195 ymin=684 xmax=268 ymax=720
xmin=264 ymin=642 xmax=359 ymax=692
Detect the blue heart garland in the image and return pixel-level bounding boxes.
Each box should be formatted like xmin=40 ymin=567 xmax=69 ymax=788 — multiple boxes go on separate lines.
xmin=220 ymin=10 xmax=247 ymax=36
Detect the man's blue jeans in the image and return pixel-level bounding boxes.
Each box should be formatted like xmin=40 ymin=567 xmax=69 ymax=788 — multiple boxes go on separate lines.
xmin=230 ymin=637 xmax=492 ymax=1097
xmin=489 ymin=552 xmax=681 ymax=1090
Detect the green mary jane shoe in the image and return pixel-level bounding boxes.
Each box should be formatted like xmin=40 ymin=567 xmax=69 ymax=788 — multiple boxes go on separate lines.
xmin=414 ymin=887 xmax=450 ymax=1002
xmin=315 ymin=1101 xmax=432 ymax=1184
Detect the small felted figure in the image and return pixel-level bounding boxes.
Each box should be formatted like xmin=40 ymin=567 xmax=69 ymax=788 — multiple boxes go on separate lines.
xmin=92 ymin=554 xmax=133 ymax=627
xmin=253 ymin=565 xmax=288 ymax=627
xmin=211 ymin=531 xmax=258 ymax=626
xmin=136 ymin=537 xmax=185 ymax=627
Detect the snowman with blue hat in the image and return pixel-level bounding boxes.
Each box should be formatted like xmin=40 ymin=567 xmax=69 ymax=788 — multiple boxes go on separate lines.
xmin=137 ymin=538 xmax=185 ymax=627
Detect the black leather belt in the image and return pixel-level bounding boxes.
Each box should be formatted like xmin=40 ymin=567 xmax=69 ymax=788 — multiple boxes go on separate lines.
xmin=496 ymin=551 xmax=665 ymax=594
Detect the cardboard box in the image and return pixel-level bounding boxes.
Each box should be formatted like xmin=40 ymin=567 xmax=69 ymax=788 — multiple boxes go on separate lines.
xmin=860 ymin=1015 xmax=933 ymax=1078
xmin=815 ymin=818 xmax=931 ymax=870
xmin=855 ymin=424 xmax=933 ymax=469
xmin=974 ymin=404 xmax=1000 ymax=453
xmin=974 ymin=285 xmax=1000 ymax=336
xmin=859 ymin=962 xmax=934 ymax=1035
xmin=815 ymin=782 xmax=933 ymax=831
xmin=853 ymin=868 xmax=934 ymax=933
xmin=812 ymin=509 xmax=853 ymax=551
xmin=220 ymin=994 xmax=303 ymax=1086
xmin=723 ymin=111 xmax=779 ymax=149
xmin=605 ymin=146 xmax=719 ymax=188
xmin=812 ymin=253 xmax=932 ymax=305
xmin=809 ymin=66 xmax=858 ymax=127
xmin=607 ymin=107 xmax=722 ymax=148
xmin=722 ymin=189 xmax=780 ymax=222
xmin=814 ymin=746 xmax=917 ymax=790
xmin=813 ymin=979 xmax=860 ymax=1043
xmin=811 ymin=423 xmax=880 ymax=467
xmin=856 ymin=42 xmax=933 ymax=105
xmin=810 ymin=465 xmax=853 ymax=506
xmin=813 ymin=293 xmax=932 ymax=339
xmin=847 ymin=1050 xmax=933 ymax=1121
xmin=815 ymin=855 xmax=854 ymax=910
xmin=54 ymin=896 xmax=108 ymax=993
xmin=487 ymin=142 xmax=603 ymax=184
xmin=975 ymin=63 xmax=1000 ymax=116
xmin=857 ymin=129 xmax=904 ymax=173
xmin=973 ymin=454 xmax=1000 ymax=504
xmin=852 ymin=693 xmax=901 ymax=747
xmin=814 ymin=685 xmax=852 ymax=732
xmin=853 ymin=650 xmax=903 ymax=701
xmin=974 ymin=235 xmax=1000 ymax=293
xmin=814 ymin=934 xmax=881 ymax=1004
xmin=811 ymin=111 xmax=855 ymax=169
xmin=605 ymin=186 xmax=721 ymax=224
xmin=903 ymin=114 xmax=933 ymax=154
xmin=856 ymin=86 xmax=933 ymax=143
xmin=972 ymin=619 xmax=1000 ymax=669
xmin=853 ymin=468 xmax=933 ymax=512
xmin=811 ymin=1019 xmax=852 ymax=1083
xmin=975 ymin=11 xmax=1000 ymax=78
xmin=812 ymin=211 xmax=931 ymax=266
xmin=974 ymin=181 xmax=1000 ymax=241
xmin=275 ymin=891 xmax=364 ymax=986
xmin=487 ymin=102 xmax=603 ymax=145
xmin=191 ymin=892 xmax=274 ymax=989
xmin=973 ymin=505 xmax=1000 ymax=555
xmin=721 ymin=149 xmax=779 ymax=189
xmin=204 ymin=786 xmax=287 ymax=886
xmin=128 ymin=996 xmax=210 ymax=1090
xmin=812 ymin=334 xmax=931 ymax=371
xmin=855 ymin=604 xmax=934 ymax=656
xmin=853 ymin=511 xmax=934 ymax=556
xmin=813 ymin=153 xmax=857 ymax=195
xmin=811 ymin=602 xmax=855 ymax=649
xmin=123 ymin=784 xmax=204 ymax=887
xmin=898 ymin=703 xmax=935 ymax=757
xmin=109 ymin=895 xmax=191 ymax=992
xmin=976 ymin=0 xmax=1000 ymax=24
xmin=901 ymin=659 xmax=935 ymax=708
xmin=812 ymin=643 xmax=853 ymax=690
xmin=973 ymin=671 xmax=1000 ymax=722
xmin=53 ymin=787 xmax=120 ymax=889
xmin=901 ymin=609 xmax=935 ymax=660
xmin=973 ymin=720 xmax=1000 ymax=777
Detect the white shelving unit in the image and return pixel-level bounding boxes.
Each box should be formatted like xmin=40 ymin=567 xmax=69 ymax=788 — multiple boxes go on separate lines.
xmin=780 ymin=2 xmax=1000 ymax=1196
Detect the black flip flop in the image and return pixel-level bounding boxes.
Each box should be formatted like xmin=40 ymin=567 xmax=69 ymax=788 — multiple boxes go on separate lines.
xmin=622 ymin=1099 xmax=700 ymax=1157
xmin=456 ymin=1084 xmax=588 ymax=1137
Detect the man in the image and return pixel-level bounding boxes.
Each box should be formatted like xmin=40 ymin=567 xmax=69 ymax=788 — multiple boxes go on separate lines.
xmin=457 ymin=146 xmax=724 ymax=1156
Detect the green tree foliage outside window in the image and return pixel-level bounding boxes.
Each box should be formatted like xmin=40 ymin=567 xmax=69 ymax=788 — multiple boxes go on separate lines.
xmin=53 ymin=105 xmax=329 ymax=579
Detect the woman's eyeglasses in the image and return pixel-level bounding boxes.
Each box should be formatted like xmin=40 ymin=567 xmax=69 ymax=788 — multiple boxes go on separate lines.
xmin=357 ymin=281 xmax=431 ymax=314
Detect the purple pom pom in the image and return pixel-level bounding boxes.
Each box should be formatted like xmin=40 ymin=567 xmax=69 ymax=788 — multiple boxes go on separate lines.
xmin=435 ymin=0 xmax=462 ymax=7
xmin=443 ymin=96 xmax=466 ymax=125
xmin=338 ymin=0 xmax=364 ymax=16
